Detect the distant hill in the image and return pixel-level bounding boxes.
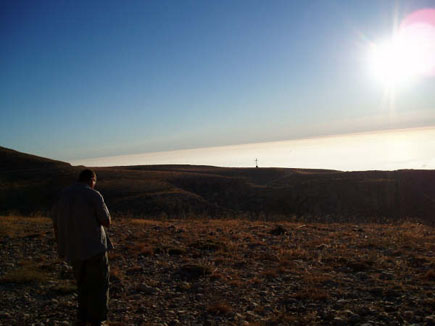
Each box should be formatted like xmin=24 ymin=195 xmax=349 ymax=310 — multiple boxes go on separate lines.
xmin=1 ymin=146 xmax=434 ymax=224
xmin=0 ymin=146 xmax=77 ymax=216
xmin=0 ymin=146 xmax=71 ymax=170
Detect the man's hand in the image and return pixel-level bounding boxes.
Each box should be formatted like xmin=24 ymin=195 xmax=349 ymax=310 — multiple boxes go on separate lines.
xmin=100 ymin=218 xmax=111 ymax=228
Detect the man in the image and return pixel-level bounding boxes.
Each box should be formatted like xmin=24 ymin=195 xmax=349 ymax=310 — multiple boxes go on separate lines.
xmin=52 ymin=169 xmax=113 ymax=326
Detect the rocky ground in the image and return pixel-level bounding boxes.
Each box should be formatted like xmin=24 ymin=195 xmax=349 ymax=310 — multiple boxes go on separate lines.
xmin=0 ymin=216 xmax=434 ymax=326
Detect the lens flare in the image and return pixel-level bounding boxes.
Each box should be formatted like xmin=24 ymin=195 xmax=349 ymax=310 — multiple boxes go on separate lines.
xmin=368 ymin=9 xmax=435 ymax=88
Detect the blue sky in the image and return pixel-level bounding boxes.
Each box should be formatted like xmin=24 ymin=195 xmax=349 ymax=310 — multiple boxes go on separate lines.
xmin=1 ymin=0 xmax=435 ymax=166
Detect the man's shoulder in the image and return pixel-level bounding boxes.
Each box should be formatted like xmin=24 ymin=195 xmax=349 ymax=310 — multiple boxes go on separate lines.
xmin=60 ymin=184 xmax=77 ymax=196
xmin=82 ymin=186 xmax=105 ymax=203
xmin=80 ymin=184 xmax=103 ymax=198
xmin=62 ymin=183 xmax=101 ymax=198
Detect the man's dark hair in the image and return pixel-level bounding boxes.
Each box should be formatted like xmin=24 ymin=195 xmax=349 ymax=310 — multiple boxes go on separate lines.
xmin=78 ymin=169 xmax=96 ymax=182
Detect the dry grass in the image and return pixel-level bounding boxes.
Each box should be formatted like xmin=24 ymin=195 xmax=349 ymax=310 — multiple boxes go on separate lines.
xmin=125 ymin=242 xmax=154 ymax=257
xmin=51 ymin=281 xmax=76 ymax=294
xmin=0 ymin=216 xmax=51 ymax=238
xmin=1 ymin=216 xmax=434 ymax=325
xmin=0 ymin=260 xmax=52 ymax=284
xmin=292 ymin=288 xmax=330 ymax=301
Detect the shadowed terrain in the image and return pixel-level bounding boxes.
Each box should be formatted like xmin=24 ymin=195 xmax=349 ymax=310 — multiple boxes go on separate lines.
xmin=0 ymin=216 xmax=434 ymax=325
xmin=1 ymin=147 xmax=434 ymax=324
xmin=1 ymin=146 xmax=435 ymax=224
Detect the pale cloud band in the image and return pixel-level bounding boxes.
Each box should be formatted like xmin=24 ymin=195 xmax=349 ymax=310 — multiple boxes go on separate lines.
xmin=71 ymin=126 xmax=435 ymax=171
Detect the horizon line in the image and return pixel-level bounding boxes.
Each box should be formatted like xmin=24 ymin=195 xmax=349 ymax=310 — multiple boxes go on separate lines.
xmin=70 ymin=124 xmax=435 ymax=171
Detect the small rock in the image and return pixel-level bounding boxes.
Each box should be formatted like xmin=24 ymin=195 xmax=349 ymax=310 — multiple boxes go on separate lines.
xmin=270 ymin=225 xmax=286 ymax=235
xmin=333 ymin=317 xmax=347 ymax=326
xmin=316 ymin=244 xmax=328 ymax=250
xmin=348 ymin=313 xmax=361 ymax=325
xmin=0 ymin=312 xmax=11 ymax=319
xmin=368 ymin=287 xmax=383 ymax=297
xmin=379 ymin=271 xmax=394 ymax=280
xmin=136 ymin=284 xmax=156 ymax=295
xmin=356 ymin=272 xmax=369 ymax=280
xmin=403 ymin=311 xmax=414 ymax=321
xmin=425 ymin=315 xmax=435 ymax=326
xmin=356 ymin=307 xmax=372 ymax=316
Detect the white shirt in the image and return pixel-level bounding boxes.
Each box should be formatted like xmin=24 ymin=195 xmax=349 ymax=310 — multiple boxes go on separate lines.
xmin=51 ymin=183 xmax=113 ymax=262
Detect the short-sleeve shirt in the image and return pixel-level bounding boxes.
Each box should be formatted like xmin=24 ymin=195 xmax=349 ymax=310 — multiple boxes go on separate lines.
xmin=51 ymin=183 xmax=113 ymax=263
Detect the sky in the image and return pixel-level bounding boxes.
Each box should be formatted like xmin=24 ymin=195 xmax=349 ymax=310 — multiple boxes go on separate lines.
xmin=1 ymin=0 xmax=435 ymax=170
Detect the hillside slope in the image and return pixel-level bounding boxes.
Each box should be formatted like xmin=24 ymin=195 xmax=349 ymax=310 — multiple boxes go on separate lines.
xmin=0 ymin=146 xmax=71 ymax=170
xmin=1 ymin=146 xmax=434 ymax=224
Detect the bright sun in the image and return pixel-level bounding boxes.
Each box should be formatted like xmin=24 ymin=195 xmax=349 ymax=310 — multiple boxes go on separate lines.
xmin=368 ymin=9 xmax=435 ymax=89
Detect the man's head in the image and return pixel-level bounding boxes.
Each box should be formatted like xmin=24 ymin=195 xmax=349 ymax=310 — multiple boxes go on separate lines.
xmin=78 ymin=169 xmax=97 ymax=189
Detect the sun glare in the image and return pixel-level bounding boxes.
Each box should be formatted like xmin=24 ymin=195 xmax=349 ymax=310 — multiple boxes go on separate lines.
xmin=368 ymin=9 xmax=435 ymax=88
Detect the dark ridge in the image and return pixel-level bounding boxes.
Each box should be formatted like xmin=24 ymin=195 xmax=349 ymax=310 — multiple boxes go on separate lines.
xmin=0 ymin=146 xmax=71 ymax=171
xmin=1 ymin=146 xmax=434 ymax=224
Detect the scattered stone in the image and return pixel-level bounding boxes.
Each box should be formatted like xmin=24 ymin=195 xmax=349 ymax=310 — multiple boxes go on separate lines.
xmin=425 ymin=315 xmax=435 ymax=326
xmin=1 ymin=217 xmax=434 ymax=325
xmin=333 ymin=317 xmax=347 ymax=326
xmin=316 ymin=243 xmax=328 ymax=250
xmin=135 ymin=284 xmax=156 ymax=295
xmin=168 ymin=247 xmax=186 ymax=256
xmin=270 ymin=225 xmax=286 ymax=235
xmin=0 ymin=312 xmax=11 ymax=319
xmin=189 ymin=240 xmax=223 ymax=252
xmin=174 ymin=264 xmax=211 ymax=280
xmin=368 ymin=287 xmax=383 ymax=297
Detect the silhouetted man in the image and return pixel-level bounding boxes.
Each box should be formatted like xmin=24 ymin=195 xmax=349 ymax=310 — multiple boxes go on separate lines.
xmin=52 ymin=169 xmax=112 ymax=326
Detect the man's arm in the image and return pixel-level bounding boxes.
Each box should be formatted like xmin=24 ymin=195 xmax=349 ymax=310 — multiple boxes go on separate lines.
xmin=50 ymin=202 xmax=59 ymax=243
xmin=94 ymin=191 xmax=111 ymax=228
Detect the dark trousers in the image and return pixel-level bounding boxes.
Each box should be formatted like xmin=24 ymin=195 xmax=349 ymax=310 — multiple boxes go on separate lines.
xmin=72 ymin=252 xmax=110 ymax=324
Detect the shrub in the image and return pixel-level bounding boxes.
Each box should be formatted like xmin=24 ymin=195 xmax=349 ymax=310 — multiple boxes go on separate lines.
xmin=206 ymin=302 xmax=232 ymax=315
xmin=0 ymin=262 xmax=51 ymax=284
xmin=174 ymin=264 xmax=212 ymax=280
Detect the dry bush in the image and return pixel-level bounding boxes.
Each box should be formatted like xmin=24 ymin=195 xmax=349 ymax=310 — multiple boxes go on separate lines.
xmin=228 ymin=279 xmax=245 ymax=288
xmin=175 ymin=263 xmax=212 ymax=280
xmin=292 ymin=288 xmax=329 ymax=301
xmin=422 ymin=269 xmax=435 ymax=281
xmin=0 ymin=216 xmax=51 ymax=238
xmin=278 ymin=248 xmax=308 ymax=261
xmin=125 ymin=242 xmax=154 ymax=257
xmin=261 ymin=269 xmax=278 ymax=280
xmin=108 ymin=251 xmax=123 ymax=261
xmin=0 ymin=260 xmax=51 ymax=284
xmin=303 ymin=273 xmax=331 ymax=285
xmin=264 ymin=310 xmax=319 ymax=325
xmin=248 ymin=277 xmax=262 ymax=287
xmin=167 ymin=247 xmax=186 ymax=256
xmin=126 ymin=265 xmax=143 ymax=275
xmin=212 ymin=257 xmax=228 ymax=265
xmin=189 ymin=239 xmax=226 ymax=252
xmin=256 ymin=252 xmax=280 ymax=262
xmin=51 ymin=281 xmax=76 ymax=294
xmin=210 ymin=271 xmax=226 ymax=281
xmin=111 ymin=265 xmax=125 ymax=282
xmin=206 ymin=302 xmax=233 ymax=315
xmin=0 ymin=216 xmax=21 ymax=237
